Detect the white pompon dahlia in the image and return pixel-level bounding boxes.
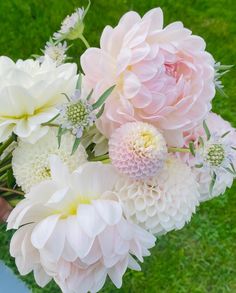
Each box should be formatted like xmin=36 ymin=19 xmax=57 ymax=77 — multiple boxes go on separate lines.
xmin=113 ymin=156 xmax=200 ymax=235
xmin=109 ymin=122 xmax=167 ymax=180
xmin=0 ymin=56 xmax=77 ymax=143
xmin=12 ymin=128 xmax=87 ymax=193
xmin=8 ymin=157 xmax=155 ymax=293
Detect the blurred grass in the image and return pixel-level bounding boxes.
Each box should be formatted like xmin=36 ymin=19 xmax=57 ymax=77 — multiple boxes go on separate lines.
xmin=0 ymin=0 xmax=236 ymax=292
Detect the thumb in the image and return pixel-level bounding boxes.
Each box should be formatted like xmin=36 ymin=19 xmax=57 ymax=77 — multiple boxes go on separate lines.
xmin=0 ymin=197 xmax=13 ymax=222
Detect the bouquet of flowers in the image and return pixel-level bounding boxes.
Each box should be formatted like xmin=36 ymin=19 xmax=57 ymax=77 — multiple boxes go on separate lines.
xmin=0 ymin=3 xmax=235 ymax=292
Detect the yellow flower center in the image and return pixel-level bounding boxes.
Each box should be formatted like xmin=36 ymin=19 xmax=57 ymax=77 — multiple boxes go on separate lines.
xmin=140 ymin=131 xmax=157 ymax=148
xmin=56 ymin=195 xmax=92 ymax=219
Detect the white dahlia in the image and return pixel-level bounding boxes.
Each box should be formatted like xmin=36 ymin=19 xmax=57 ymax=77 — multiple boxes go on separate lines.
xmin=0 ymin=56 xmax=77 ymax=143
xmin=12 ymin=128 xmax=87 ymax=193
xmin=109 ymin=122 xmax=167 ymax=180
xmin=114 ymin=156 xmax=200 ymax=235
xmin=8 ymin=157 xmax=155 ymax=293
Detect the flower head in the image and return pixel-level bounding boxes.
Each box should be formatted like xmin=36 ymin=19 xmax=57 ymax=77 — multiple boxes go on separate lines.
xmin=180 ymin=113 xmax=236 ymax=201
xmin=53 ymin=4 xmax=89 ymax=41
xmin=12 ymin=128 xmax=87 ymax=193
xmin=8 ymin=157 xmax=155 ymax=293
xmin=194 ymin=130 xmax=236 ymax=195
xmin=40 ymin=41 xmax=69 ymax=65
xmin=59 ymin=90 xmax=96 ymax=138
xmin=0 ymin=56 xmax=77 ymax=143
xmin=81 ymin=8 xmax=215 ymax=144
xmin=109 ymin=122 xmax=167 ymax=180
xmin=114 ymin=156 xmax=200 ymax=235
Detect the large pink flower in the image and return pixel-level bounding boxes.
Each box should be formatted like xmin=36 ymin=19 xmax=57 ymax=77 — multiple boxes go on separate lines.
xmin=81 ymin=8 xmax=216 ymax=144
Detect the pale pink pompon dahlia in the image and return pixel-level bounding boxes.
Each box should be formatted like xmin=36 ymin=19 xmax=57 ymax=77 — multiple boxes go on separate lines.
xmin=109 ymin=122 xmax=167 ymax=180
xmin=81 ymin=8 xmax=216 ymax=145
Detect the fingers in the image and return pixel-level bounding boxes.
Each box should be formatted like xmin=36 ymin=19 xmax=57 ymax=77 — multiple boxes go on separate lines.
xmin=0 ymin=197 xmax=12 ymax=222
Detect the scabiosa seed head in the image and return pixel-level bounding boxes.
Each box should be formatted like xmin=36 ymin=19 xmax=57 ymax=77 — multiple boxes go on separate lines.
xmin=53 ymin=5 xmax=89 ymax=41
xmin=109 ymin=122 xmax=168 ymax=180
xmin=204 ymin=144 xmax=225 ymax=167
xmin=59 ymin=92 xmax=96 ymax=138
xmin=41 ymin=41 xmax=68 ymax=65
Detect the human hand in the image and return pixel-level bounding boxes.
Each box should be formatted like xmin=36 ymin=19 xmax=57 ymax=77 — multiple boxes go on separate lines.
xmin=0 ymin=197 xmax=12 ymax=222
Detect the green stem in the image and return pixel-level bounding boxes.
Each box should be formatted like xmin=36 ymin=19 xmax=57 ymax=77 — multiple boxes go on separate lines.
xmin=41 ymin=123 xmax=59 ymax=127
xmin=168 ymin=147 xmax=190 ymax=153
xmin=0 ymin=191 xmax=13 ymax=197
xmin=0 ymin=151 xmax=13 ymax=167
xmin=0 ymin=164 xmax=12 ymax=174
xmin=0 ymin=173 xmax=7 ymax=183
xmin=0 ymin=187 xmax=24 ymax=196
xmin=80 ymin=35 xmax=90 ymax=49
xmin=0 ymin=135 xmax=15 ymax=156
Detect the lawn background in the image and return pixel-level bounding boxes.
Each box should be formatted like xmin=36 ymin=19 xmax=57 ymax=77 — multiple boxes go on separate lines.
xmin=0 ymin=0 xmax=236 ymax=292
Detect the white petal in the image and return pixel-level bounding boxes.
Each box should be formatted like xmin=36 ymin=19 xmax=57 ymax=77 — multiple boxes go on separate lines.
xmin=66 ymin=216 xmax=94 ymax=259
xmin=31 ymin=214 xmax=60 ymax=249
xmin=77 ymin=204 xmax=106 ymax=238
xmin=93 ymin=200 xmax=122 ymax=225
xmin=34 ymin=266 xmax=52 ymax=288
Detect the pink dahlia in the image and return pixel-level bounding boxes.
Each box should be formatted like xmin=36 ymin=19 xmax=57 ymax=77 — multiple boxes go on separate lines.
xmin=81 ymin=8 xmax=216 ymax=144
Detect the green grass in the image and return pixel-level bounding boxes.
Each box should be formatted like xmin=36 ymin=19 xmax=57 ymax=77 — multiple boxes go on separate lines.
xmin=0 ymin=0 xmax=236 ymax=292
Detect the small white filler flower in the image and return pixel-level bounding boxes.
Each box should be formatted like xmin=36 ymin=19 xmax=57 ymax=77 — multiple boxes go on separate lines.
xmin=53 ymin=2 xmax=90 ymax=42
xmin=40 ymin=40 xmax=69 ymax=65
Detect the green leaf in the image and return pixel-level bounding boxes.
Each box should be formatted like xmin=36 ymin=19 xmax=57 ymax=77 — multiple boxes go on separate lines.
xmin=62 ymin=92 xmax=70 ymax=102
xmin=86 ymin=89 xmax=93 ymax=101
xmin=203 ymin=120 xmax=211 ymax=140
xmin=209 ymin=172 xmax=217 ymax=195
xmin=231 ymin=147 xmax=236 ymax=151
xmin=195 ymin=163 xmax=204 ymax=168
xmin=96 ymin=104 xmax=105 ymax=119
xmin=189 ymin=142 xmax=195 ymax=156
xmin=83 ymin=0 xmax=91 ymax=20
xmin=44 ymin=113 xmax=60 ymax=124
xmin=76 ymin=72 xmax=83 ymax=91
xmin=230 ymin=162 xmax=236 ymax=173
xmin=71 ymin=137 xmax=81 ymax=155
xmin=224 ymin=167 xmax=236 ymax=176
xmin=198 ymin=136 xmax=204 ymax=148
xmin=92 ymin=85 xmax=115 ymax=110
xmin=57 ymin=126 xmax=67 ymax=148
xmin=221 ymin=130 xmax=231 ymax=138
